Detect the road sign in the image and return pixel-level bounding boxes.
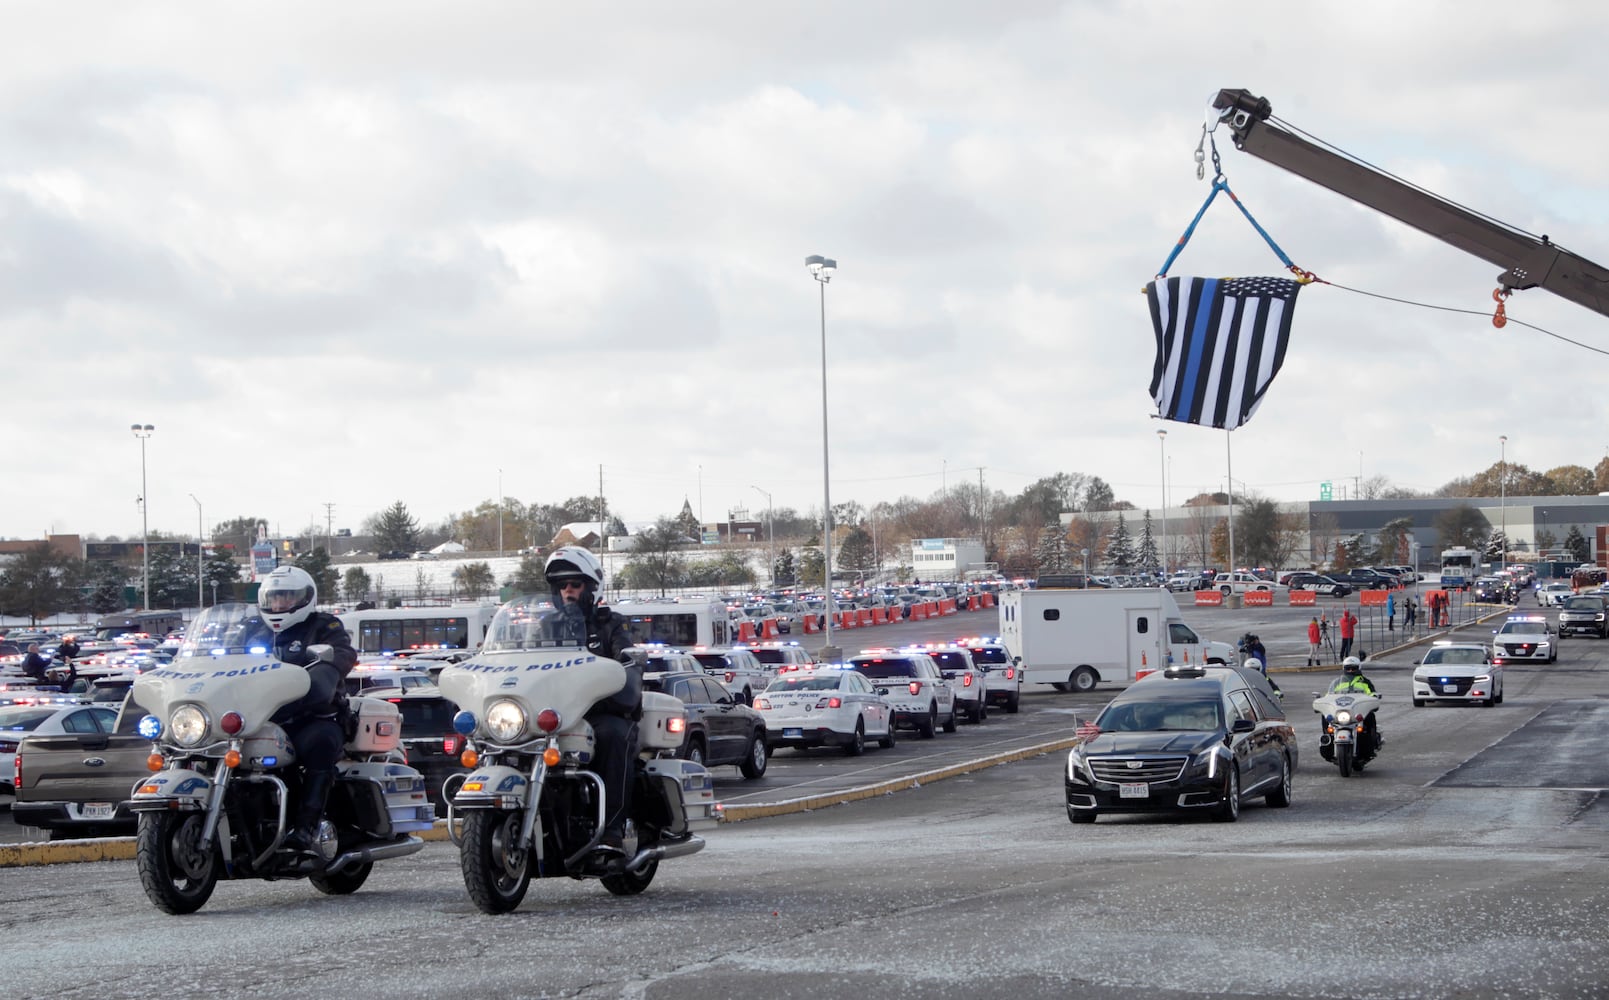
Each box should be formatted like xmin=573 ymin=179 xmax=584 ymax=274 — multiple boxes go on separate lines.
xmin=1319 ymin=481 xmax=1333 ymax=501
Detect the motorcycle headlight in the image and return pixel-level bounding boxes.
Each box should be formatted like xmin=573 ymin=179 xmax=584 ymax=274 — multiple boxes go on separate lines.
xmin=485 ymin=699 xmax=527 ymax=743
xmin=1334 ymin=710 xmax=1353 ymax=725
xmin=169 ymin=705 xmax=209 ymax=747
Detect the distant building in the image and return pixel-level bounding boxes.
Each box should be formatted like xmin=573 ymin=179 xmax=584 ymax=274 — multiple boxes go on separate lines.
xmin=910 ymin=537 xmax=986 ymax=580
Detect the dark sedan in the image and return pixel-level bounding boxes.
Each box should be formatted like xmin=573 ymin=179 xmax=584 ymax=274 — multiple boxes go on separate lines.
xmin=643 ymin=671 xmax=770 ymax=779
xmin=1326 ymin=569 xmax=1397 ymax=590
xmin=1064 ymin=665 xmax=1297 ymax=824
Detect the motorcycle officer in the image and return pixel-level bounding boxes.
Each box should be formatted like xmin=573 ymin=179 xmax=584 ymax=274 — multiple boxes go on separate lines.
xmin=257 ymin=565 xmax=357 ymax=861
xmin=1328 ymin=656 xmax=1380 ymax=753
xmin=544 ymin=546 xmax=638 ymax=855
xmin=1243 ymin=656 xmax=1281 ymax=700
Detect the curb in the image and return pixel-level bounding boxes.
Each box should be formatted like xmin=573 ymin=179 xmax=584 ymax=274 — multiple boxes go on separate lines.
xmin=718 ymin=736 xmax=1085 ymax=822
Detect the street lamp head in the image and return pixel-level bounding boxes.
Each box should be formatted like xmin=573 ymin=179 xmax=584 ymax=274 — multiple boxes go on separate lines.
xmin=1157 ymin=428 xmax=1167 ymax=440
xmin=131 ymin=423 xmax=154 ymax=437
xmin=805 ymin=255 xmax=837 ymax=282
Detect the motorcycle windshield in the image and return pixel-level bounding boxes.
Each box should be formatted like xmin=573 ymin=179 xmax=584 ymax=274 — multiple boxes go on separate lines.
xmin=132 ymin=603 xmax=310 ymax=737
xmin=438 ymin=596 xmax=626 ymax=736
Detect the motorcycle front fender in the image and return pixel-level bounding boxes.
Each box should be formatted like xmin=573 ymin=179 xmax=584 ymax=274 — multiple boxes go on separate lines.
xmin=451 ymin=764 xmax=530 ymax=809
xmin=127 ymin=767 xmax=212 ymax=812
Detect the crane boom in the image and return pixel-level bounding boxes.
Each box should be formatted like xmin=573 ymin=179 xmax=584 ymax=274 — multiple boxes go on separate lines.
xmin=1212 ymin=88 xmax=1609 ymax=319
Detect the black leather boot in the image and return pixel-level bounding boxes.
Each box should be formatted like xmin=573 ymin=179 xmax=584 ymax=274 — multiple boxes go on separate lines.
xmin=285 ymin=769 xmax=336 ymax=860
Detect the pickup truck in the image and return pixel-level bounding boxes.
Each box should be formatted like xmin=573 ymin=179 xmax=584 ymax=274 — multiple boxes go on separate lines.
xmin=11 ymin=699 xmax=150 ymax=839
xmin=1211 ymin=572 xmax=1279 ymax=595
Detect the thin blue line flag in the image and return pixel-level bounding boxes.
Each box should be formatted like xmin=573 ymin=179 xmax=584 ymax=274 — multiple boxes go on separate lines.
xmin=1146 ymin=275 xmax=1301 ymax=430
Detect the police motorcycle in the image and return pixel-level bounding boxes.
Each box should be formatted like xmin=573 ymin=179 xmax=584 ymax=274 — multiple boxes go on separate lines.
xmin=127 ymin=603 xmax=431 ymax=914
xmin=439 ymin=596 xmax=719 ymax=914
xmin=1311 ymin=684 xmax=1383 ymax=778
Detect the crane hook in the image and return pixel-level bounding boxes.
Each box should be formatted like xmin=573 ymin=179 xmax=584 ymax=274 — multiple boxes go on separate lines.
xmin=1491 ymin=287 xmax=1509 ymax=329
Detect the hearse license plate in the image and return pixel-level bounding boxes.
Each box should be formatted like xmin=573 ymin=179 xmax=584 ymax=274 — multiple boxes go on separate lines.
xmin=1119 ymin=783 xmax=1149 ymax=799
xmin=783 ymin=728 xmax=804 ymax=739
xmin=81 ymin=802 xmax=116 ymax=820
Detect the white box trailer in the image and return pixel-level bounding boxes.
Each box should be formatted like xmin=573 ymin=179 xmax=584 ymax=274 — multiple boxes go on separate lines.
xmin=999 ymin=588 xmax=1238 ymax=692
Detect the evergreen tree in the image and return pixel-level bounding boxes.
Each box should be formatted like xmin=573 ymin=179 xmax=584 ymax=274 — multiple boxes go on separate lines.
xmin=1564 ymin=525 xmax=1591 ymax=563
xmin=511 ymin=553 xmax=547 ymax=593
xmin=1033 ymin=519 xmax=1069 ymax=575
xmin=370 ymin=501 xmax=422 ymax=556
xmin=773 ymin=547 xmax=797 ymax=587
xmin=147 ymin=546 xmax=196 ymax=609
xmin=294 ymin=548 xmax=340 ymax=604
xmin=1137 ymin=512 xmax=1158 ymax=574
xmin=1105 ymin=513 xmax=1134 ymax=570
xmin=837 ymin=527 xmax=876 ymax=576
xmin=1481 ymin=530 xmax=1507 ymax=562
xmin=0 ymin=547 xmax=79 ymax=624
xmin=799 ymin=546 xmax=825 ymax=586
xmin=674 ymin=499 xmax=702 ymax=541
xmin=87 ymin=559 xmax=129 ymax=614
xmin=343 ymin=567 xmax=373 ymax=605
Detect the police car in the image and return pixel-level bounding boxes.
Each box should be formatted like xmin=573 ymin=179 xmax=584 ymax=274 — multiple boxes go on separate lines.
xmin=1412 ymin=641 xmax=1502 ymax=707
xmin=845 ymin=649 xmax=957 ymax=738
xmin=752 ymin=666 xmax=895 ymax=755
xmin=688 ymin=646 xmax=773 ymax=705
xmin=906 ymin=644 xmax=988 ymax=723
xmin=624 ymin=644 xmax=703 ymax=675
xmin=1490 ymin=615 xmax=1558 ymax=665
xmin=740 ymin=641 xmax=816 ymax=674
xmin=954 ymin=636 xmax=1023 ymax=714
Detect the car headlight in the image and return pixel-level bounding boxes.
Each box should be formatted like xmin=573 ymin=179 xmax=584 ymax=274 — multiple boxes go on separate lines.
xmin=169 ymin=705 xmax=209 ymax=747
xmin=485 ymin=699 xmax=527 ymax=743
xmin=1334 ymin=710 xmax=1353 ymax=725
xmin=1066 ymin=748 xmax=1089 ymax=782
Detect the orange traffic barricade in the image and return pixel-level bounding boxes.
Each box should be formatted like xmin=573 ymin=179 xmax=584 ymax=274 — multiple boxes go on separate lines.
xmin=1194 ymin=590 xmax=1225 ymax=606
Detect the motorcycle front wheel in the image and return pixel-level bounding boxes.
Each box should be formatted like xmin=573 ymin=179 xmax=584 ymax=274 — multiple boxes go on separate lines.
xmin=1337 ymin=742 xmax=1354 ymax=778
xmin=136 ymin=812 xmax=221 ymax=915
xmin=461 ymin=810 xmax=532 ymax=914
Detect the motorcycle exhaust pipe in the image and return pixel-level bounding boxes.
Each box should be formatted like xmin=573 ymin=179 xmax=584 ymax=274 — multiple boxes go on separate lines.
xmin=325 ymin=835 xmax=425 ymax=874
xmin=625 ymin=834 xmax=706 ymax=870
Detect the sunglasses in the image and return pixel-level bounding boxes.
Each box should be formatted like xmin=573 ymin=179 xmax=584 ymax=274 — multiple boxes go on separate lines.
xmin=558 ymin=579 xmax=588 ymax=591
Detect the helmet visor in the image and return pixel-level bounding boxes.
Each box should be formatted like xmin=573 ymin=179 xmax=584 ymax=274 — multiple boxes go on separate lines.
xmin=261 ymin=582 xmax=314 ymax=614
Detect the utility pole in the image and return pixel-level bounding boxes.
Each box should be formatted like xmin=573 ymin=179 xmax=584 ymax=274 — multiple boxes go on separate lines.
xmin=598 ymin=465 xmax=607 ymax=554
xmin=324 ymin=502 xmax=335 ymax=555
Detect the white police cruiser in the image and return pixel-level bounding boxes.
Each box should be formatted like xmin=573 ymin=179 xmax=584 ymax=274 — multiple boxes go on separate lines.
xmin=845 ymin=649 xmax=957 ymax=738
xmin=954 ymin=635 xmax=1023 ymax=714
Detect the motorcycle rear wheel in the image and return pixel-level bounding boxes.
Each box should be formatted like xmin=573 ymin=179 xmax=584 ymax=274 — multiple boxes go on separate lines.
xmin=311 ymin=861 xmax=373 ymax=895
xmin=461 ymin=810 xmax=532 ymax=914
xmin=136 ymin=812 xmax=221 ymax=915
xmin=601 ymin=857 xmax=659 ymax=896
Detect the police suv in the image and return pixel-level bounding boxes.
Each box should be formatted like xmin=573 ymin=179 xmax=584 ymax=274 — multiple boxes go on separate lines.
xmin=845 ymin=649 xmax=957 ymax=738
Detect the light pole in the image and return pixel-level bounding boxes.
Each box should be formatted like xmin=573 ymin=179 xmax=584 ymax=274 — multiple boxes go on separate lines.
xmin=131 ymin=423 xmax=154 ymax=609
xmin=1156 ymin=429 xmax=1168 ymax=576
xmin=497 ymin=468 xmax=504 ymax=559
xmin=1499 ymin=435 xmax=1507 ymax=569
xmin=806 ymin=253 xmax=838 ymax=655
xmin=752 ymin=486 xmax=774 ymax=585
xmin=1080 ymin=548 xmax=1091 ymax=585
xmin=189 ymin=493 xmax=203 ymax=610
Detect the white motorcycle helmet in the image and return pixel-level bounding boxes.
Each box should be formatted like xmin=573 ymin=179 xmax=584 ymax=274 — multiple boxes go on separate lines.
xmin=1342 ymin=656 xmax=1363 ymax=675
xmin=259 ymin=566 xmax=318 ymax=633
xmin=1243 ymin=657 xmax=1264 ymax=674
xmin=544 ymin=546 xmax=604 ymax=590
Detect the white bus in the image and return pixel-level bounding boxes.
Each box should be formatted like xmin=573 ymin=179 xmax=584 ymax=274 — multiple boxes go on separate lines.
xmin=615 ymin=599 xmax=734 ymax=649
xmin=337 ymin=604 xmax=501 ymax=655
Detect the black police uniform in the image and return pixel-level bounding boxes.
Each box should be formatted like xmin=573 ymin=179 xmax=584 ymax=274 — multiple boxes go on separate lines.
xmin=557 ymin=590 xmax=640 ymax=850
xmin=269 ymin=612 xmax=358 ymax=848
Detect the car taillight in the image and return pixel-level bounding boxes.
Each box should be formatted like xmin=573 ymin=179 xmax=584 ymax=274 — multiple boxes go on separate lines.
xmin=725 ymin=671 xmax=736 ymax=683
xmin=13 ymin=751 xmax=20 ymax=789
xmin=1004 ymin=667 xmax=1015 ymax=680
xmin=443 ymin=735 xmax=460 ymax=756
xmin=908 ymin=681 xmax=921 ymax=696
xmin=753 ymin=697 xmax=771 ymax=710
xmin=962 ymin=674 xmax=974 ymax=687
xmin=826 ymin=696 xmax=842 ymax=709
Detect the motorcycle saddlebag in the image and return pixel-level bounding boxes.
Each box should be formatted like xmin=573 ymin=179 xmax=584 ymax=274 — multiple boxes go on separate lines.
xmin=339 ymin=760 xmax=434 ymax=835
xmin=639 ymin=691 xmax=686 ymax=752
xmin=346 ymin=697 xmax=402 ymax=754
xmin=641 ymin=758 xmax=719 ymax=834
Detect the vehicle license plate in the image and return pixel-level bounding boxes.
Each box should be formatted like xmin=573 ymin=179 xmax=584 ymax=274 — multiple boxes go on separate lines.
xmin=81 ymin=802 xmax=115 ymax=820
xmin=1119 ymin=783 xmax=1149 ymax=799
xmin=1333 ymin=729 xmax=1352 ymax=743
xmin=1443 ymin=684 xmax=1460 ymax=693
xmin=783 ymin=728 xmax=803 ymax=739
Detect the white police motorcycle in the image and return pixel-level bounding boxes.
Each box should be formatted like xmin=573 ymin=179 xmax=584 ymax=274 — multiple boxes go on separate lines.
xmin=1312 ymin=685 xmax=1383 ymax=778
xmin=128 ymin=603 xmax=431 ymax=914
xmin=439 ymin=597 xmax=719 ymax=914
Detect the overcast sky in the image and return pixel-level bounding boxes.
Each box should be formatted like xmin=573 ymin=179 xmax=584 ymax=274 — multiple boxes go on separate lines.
xmin=5 ymin=2 xmax=1607 ymax=544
